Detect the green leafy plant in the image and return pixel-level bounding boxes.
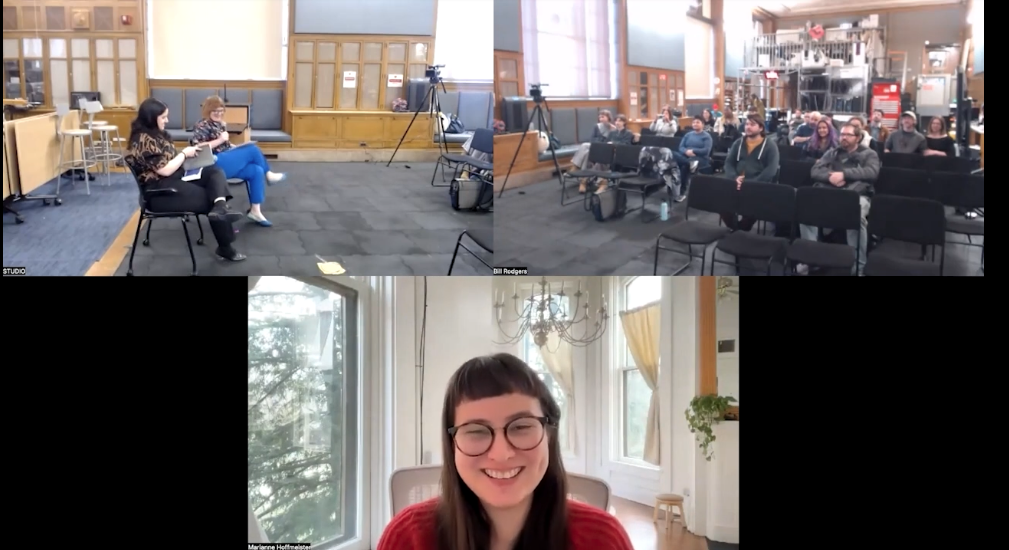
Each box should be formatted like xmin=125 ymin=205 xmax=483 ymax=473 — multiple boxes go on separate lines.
xmin=685 ymin=395 xmax=737 ymax=461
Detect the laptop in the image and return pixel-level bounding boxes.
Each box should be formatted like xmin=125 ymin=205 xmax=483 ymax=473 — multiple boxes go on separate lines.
xmin=183 ymin=145 xmax=215 ymax=170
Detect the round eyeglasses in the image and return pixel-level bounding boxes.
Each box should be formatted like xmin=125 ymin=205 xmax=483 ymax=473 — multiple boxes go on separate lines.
xmin=448 ymin=416 xmax=554 ymax=457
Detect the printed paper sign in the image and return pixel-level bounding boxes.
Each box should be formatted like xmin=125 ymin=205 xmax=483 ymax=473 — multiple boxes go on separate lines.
xmin=387 ymin=74 xmax=403 ymax=87
xmin=343 ymin=71 xmax=357 ymax=88
xmin=630 ymin=99 xmax=637 ymax=106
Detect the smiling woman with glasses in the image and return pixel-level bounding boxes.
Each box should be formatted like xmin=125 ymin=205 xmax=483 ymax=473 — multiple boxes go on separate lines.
xmin=378 ymin=353 xmax=633 ymax=550
xmin=190 ymin=95 xmax=286 ymax=226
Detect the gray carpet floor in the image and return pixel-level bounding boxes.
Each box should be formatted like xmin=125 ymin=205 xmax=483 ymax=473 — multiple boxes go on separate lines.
xmin=495 ymin=178 xmax=983 ymax=276
xmin=115 ymin=162 xmax=493 ymax=276
xmin=3 ymin=173 xmax=137 ymax=276
xmin=706 ymin=539 xmax=739 ymax=550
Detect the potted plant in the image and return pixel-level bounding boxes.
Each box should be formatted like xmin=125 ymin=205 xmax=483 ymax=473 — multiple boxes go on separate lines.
xmin=685 ymin=395 xmax=737 ymax=461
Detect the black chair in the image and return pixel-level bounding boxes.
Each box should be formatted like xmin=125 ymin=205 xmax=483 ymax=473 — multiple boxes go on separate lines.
xmin=125 ymin=165 xmax=204 ymax=276
xmin=612 ymin=145 xmax=667 ymax=222
xmin=923 ymin=155 xmax=972 ymax=174
xmin=778 ymin=144 xmax=803 ymax=162
xmin=433 ymin=128 xmax=494 ymax=187
xmin=864 ymin=196 xmax=946 ymax=275
xmin=659 ymin=136 xmax=682 ymax=151
xmin=448 ymin=228 xmax=492 ymax=274
xmin=710 ymin=135 xmax=734 ymax=172
xmin=785 ymin=187 xmax=861 ymax=275
xmin=640 ymin=128 xmax=657 ymax=137
xmin=653 ymin=175 xmax=735 ymax=275
xmin=712 ymin=183 xmax=795 ymax=275
xmin=881 ymin=152 xmax=924 ymax=170
xmin=638 ymin=134 xmax=664 ymax=147
xmin=778 ymin=160 xmax=815 ymax=188
xmin=227 ymin=177 xmax=251 ymax=213
xmin=876 ymin=167 xmax=936 ymax=200
xmin=935 ymin=172 xmax=983 ymax=270
xmin=563 ymin=142 xmax=615 ymax=205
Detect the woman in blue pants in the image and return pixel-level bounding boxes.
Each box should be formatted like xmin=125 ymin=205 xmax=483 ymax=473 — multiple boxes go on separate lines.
xmin=191 ymin=95 xmax=286 ymax=226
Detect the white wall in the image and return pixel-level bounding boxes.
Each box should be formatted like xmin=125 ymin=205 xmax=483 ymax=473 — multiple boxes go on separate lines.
xmin=716 ymin=281 xmax=739 ymax=404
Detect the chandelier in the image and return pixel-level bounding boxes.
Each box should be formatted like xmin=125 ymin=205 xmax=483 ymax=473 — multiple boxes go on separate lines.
xmin=716 ymin=277 xmax=739 ymax=300
xmin=494 ymin=278 xmax=608 ymax=348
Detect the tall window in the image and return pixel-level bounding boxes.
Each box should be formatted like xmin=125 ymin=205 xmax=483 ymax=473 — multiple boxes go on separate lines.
xmin=521 ymin=0 xmax=614 ymax=98
xmin=619 ymin=277 xmax=662 ymax=461
xmin=434 ymin=0 xmax=493 ymax=81
xmin=249 ymin=277 xmax=360 ymax=547
xmin=521 ymin=293 xmax=571 ymax=452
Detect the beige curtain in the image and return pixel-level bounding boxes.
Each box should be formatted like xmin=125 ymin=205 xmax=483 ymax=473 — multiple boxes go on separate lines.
xmin=539 ymin=332 xmax=576 ymax=452
xmin=248 ymin=277 xmax=261 ymax=293
xmin=620 ymin=303 xmax=661 ymax=465
xmin=249 ymin=499 xmax=268 ymax=542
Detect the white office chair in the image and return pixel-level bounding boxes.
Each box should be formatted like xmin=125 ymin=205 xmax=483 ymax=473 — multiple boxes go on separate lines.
xmin=389 ymin=465 xmax=613 ymax=516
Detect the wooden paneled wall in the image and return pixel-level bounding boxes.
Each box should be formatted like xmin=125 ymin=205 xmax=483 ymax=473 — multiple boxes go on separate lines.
xmin=2 ymin=0 xmax=144 ymax=33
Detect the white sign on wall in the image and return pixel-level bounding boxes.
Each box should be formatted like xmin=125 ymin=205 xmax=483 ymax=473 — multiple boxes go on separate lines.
xmin=387 ymin=74 xmax=403 ymax=87
xmin=343 ymin=71 xmax=357 ymax=88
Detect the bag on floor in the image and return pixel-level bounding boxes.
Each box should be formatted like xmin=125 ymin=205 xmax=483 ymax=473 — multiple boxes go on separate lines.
xmin=450 ymin=178 xmax=482 ymax=210
xmin=590 ymin=186 xmax=627 ymax=222
xmin=446 ymin=115 xmax=465 ymax=134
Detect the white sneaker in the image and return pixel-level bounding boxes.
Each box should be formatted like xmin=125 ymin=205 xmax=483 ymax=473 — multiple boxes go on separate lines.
xmin=795 ymin=264 xmax=809 ymax=275
xmin=690 ymin=160 xmax=699 ymax=173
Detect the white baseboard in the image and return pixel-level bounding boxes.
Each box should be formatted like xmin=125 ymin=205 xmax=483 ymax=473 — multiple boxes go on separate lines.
xmin=709 ymin=525 xmax=739 ymax=543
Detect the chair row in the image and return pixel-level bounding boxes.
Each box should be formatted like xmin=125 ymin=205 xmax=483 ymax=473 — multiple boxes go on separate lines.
xmin=428 ymin=89 xmax=495 ymax=144
xmin=655 ymin=175 xmax=983 ymax=276
xmin=778 ymin=145 xmax=973 ymax=174
xmin=150 ymin=87 xmax=290 ymax=143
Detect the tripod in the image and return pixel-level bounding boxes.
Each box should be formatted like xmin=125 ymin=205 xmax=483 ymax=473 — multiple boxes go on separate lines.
xmin=499 ymin=89 xmax=562 ymax=198
xmin=389 ymin=69 xmax=449 ymax=184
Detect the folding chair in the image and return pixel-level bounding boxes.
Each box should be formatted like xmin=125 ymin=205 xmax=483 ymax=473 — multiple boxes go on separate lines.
xmin=935 ymin=172 xmax=983 ymax=271
xmin=653 ymin=175 xmax=735 ymax=275
xmin=432 ymin=128 xmax=493 ymax=187
xmin=923 ymin=155 xmax=972 ymax=174
xmin=876 ymin=167 xmax=937 ymax=200
xmin=125 ymin=164 xmax=204 ymax=276
xmin=864 ymin=195 xmax=946 ymax=276
xmin=448 ymin=228 xmax=492 ymax=274
xmin=778 ymin=160 xmax=815 ymax=188
xmin=562 ymin=142 xmax=615 ymax=206
xmin=711 ymin=183 xmax=795 ymax=275
xmin=784 ymin=187 xmax=861 ymax=275
xmin=611 ymin=144 xmax=667 ymax=222
xmin=881 ymin=152 xmax=924 ymax=170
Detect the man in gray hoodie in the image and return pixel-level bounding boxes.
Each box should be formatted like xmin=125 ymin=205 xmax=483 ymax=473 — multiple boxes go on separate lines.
xmin=884 ymin=112 xmax=928 ymax=154
xmin=798 ymin=122 xmax=880 ymax=275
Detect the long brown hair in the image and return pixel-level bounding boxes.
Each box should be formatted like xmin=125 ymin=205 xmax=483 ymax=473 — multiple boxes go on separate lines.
xmin=436 ymin=354 xmax=569 ymax=550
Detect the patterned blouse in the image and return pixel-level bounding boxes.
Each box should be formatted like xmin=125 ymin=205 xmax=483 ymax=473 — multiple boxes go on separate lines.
xmin=125 ymin=132 xmax=177 ymax=185
xmin=191 ymin=118 xmax=232 ymax=154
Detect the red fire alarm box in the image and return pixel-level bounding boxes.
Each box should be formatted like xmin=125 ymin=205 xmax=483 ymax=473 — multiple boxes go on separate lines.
xmin=121 ymin=14 xmax=132 ymax=25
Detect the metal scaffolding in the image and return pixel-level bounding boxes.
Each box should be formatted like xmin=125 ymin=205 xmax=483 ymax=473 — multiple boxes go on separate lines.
xmin=737 ymin=27 xmax=885 ymax=117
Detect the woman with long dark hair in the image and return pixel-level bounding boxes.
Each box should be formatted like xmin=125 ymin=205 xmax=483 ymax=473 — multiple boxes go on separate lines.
xmin=124 ymin=98 xmax=245 ymax=262
xmin=378 ymin=354 xmax=632 ymax=550
xmin=803 ymin=119 xmax=837 ymax=160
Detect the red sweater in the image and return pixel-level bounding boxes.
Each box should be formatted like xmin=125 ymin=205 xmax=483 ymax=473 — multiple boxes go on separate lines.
xmin=377 ymin=498 xmax=633 ymax=549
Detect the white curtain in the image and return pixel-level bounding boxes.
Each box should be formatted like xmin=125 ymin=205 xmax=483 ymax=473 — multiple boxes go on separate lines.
xmin=248 ymin=277 xmax=261 ymax=293
xmin=539 ymin=332 xmax=576 ymax=452
xmin=434 ymin=0 xmax=494 ymax=81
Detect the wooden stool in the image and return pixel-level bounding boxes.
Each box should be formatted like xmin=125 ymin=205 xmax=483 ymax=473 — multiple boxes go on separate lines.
xmin=654 ymin=494 xmax=685 ymax=532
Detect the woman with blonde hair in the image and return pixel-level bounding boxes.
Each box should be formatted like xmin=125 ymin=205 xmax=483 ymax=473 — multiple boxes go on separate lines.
xmin=191 ymin=96 xmax=285 ymax=226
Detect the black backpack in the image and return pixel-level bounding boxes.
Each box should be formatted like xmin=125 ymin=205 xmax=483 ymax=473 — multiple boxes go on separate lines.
xmin=590 ymin=186 xmax=627 ymax=221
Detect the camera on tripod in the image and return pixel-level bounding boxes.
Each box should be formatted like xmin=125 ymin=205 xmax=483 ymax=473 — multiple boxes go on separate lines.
xmin=426 ymin=64 xmax=445 ymax=83
xmin=529 ymin=83 xmax=548 ymax=103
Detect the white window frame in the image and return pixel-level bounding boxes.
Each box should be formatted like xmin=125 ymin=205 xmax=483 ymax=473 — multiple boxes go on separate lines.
xmin=248 ymin=277 xmax=374 ymax=550
xmin=611 ymin=277 xmax=661 ymax=470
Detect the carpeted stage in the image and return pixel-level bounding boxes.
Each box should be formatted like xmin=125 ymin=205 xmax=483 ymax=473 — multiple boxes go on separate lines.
xmin=495 ymin=177 xmax=982 ymax=276
xmin=3 ymin=162 xmax=493 ymax=276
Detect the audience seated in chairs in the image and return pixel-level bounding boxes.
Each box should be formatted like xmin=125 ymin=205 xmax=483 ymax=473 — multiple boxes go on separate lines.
xmin=803 ymin=119 xmax=837 ymax=161
xmin=671 ymin=116 xmax=713 ymax=202
xmin=715 ymin=110 xmax=740 ymax=139
xmin=649 ymin=106 xmax=679 ymax=137
xmin=720 ymin=113 xmax=780 ymax=231
xmin=866 ymin=110 xmax=890 ymax=145
xmin=796 ymin=122 xmax=880 ymax=275
xmin=584 ymin=115 xmax=635 ymax=194
xmin=191 ymin=95 xmax=286 ymax=226
xmin=885 ymin=112 xmax=940 ymax=156
xmin=700 ymin=109 xmax=715 ymax=131
xmin=924 ymin=117 xmax=955 ymax=157
xmin=125 ymin=98 xmax=246 ymax=262
xmin=791 ymin=111 xmax=818 ymax=146
xmin=569 ymin=110 xmax=615 ymax=193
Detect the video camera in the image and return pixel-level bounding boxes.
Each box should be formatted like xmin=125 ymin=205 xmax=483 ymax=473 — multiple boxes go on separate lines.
xmin=529 ymin=83 xmax=548 ymax=103
xmin=426 ymin=64 xmax=445 ymax=82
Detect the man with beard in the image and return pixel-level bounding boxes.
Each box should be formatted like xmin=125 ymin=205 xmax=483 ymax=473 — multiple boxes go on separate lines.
xmin=797 ymin=122 xmax=880 ymax=275
xmin=720 ymin=113 xmax=780 ymax=231
xmin=884 ymin=112 xmax=933 ymax=155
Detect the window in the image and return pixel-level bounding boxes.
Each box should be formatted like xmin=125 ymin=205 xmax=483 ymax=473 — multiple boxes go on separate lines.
xmin=619 ymin=277 xmax=662 ymax=461
xmin=434 ymin=0 xmax=493 ymax=82
xmin=521 ymin=0 xmax=615 ymax=98
xmin=684 ymin=15 xmax=714 ymax=99
xmin=249 ymin=277 xmax=360 ymax=547
xmin=521 ymin=293 xmax=570 ymax=452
